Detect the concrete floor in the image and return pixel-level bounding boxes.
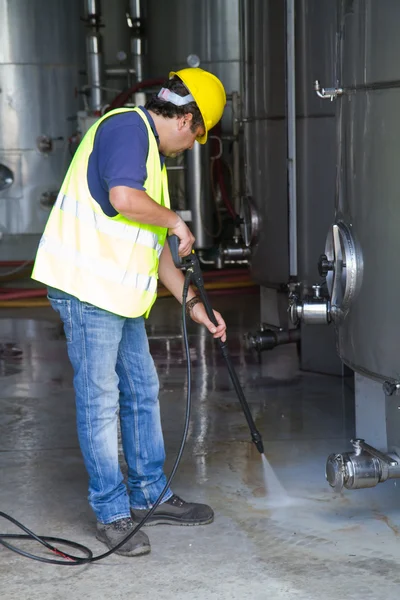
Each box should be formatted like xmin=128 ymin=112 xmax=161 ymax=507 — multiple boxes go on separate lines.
xmin=1 ymin=293 xmax=400 ymax=600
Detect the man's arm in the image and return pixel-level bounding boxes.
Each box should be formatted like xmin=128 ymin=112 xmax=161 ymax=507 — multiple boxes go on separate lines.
xmin=158 ymin=244 xmax=227 ymax=341
xmin=110 ymin=186 xmax=194 ymax=256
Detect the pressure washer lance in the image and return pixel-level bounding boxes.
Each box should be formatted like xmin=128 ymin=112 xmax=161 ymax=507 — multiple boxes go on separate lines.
xmin=168 ymin=235 xmax=264 ymax=455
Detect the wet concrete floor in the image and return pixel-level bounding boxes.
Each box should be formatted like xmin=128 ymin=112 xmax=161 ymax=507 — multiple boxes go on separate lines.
xmin=1 ymin=293 xmax=400 ymax=599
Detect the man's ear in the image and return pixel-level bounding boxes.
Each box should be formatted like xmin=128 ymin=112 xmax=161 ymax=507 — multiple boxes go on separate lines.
xmin=177 ymin=112 xmax=193 ymax=131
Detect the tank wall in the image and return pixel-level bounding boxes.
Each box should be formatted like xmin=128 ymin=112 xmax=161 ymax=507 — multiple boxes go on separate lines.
xmin=0 ymin=0 xmax=85 ymax=236
xmin=145 ymin=0 xmax=240 ymax=132
xmin=240 ymin=0 xmax=287 ymax=285
xmin=296 ymin=0 xmax=337 ymax=286
xmin=336 ymin=0 xmax=400 ymax=381
xmin=241 ymin=0 xmax=337 ymax=287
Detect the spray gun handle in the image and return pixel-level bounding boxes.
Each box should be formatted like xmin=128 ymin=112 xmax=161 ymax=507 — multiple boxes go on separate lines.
xmin=167 ymin=235 xmax=184 ymax=269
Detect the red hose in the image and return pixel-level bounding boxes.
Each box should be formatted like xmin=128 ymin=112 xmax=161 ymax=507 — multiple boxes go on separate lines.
xmin=0 ymin=261 xmax=33 ymax=266
xmin=200 ymin=270 xmax=250 ymax=279
xmin=210 ymin=124 xmax=238 ymax=220
xmin=207 ymin=286 xmax=259 ymax=296
xmin=107 ymin=78 xmax=166 ymax=111
xmin=0 ymin=289 xmax=47 ymax=300
xmin=215 ymin=158 xmax=237 ymax=219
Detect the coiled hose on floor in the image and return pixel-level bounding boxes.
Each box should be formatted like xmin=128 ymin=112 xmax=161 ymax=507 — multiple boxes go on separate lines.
xmin=0 ymin=271 xmax=194 ymax=565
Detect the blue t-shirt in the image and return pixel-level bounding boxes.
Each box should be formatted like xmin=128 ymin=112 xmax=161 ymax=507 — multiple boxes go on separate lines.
xmin=87 ymin=107 xmax=165 ymax=217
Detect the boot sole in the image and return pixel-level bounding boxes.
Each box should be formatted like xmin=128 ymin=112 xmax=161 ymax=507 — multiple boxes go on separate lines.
xmin=131 ymin=514 xmax=214 ymax=527
xmin=96 ymin=531 xmax=151 ymax=557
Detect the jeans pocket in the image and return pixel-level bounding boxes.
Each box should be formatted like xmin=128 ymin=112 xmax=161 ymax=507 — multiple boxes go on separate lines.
xmin=47 ymin=296 xmax=73 ymax=343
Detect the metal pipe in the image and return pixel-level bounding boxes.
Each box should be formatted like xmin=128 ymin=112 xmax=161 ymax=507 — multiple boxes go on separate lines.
xmin=232 ymin=91 xmax=241 ymax=233
xmin=129 ymin=0 xmax=146 ymax=83
xmin=84 ymin=0 xmax=104 ymax=114
xmin=105 ymin=66 xmax=136 ymax=77
xmin=286 ymin=0 xmax=298 ymax=278
xmin=326 ymin=439 xmax=400 ymax=492
xmin=85 ymin=0 xmax=99 ymax=17
xmin=185 ymin=142 xmax=213 ymax=250
xmin=245 ymin=327 xmax=300 ymax=353
xmin=86 ymin=35 xmax=103 ymax=113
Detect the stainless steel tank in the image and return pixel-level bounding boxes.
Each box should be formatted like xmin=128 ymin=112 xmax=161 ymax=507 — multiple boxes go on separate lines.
xmin=145 ymin=0 xmax=240 ymax=133
xmin=240 ymin=0 xmax=337 ymax=288
xmin=0 ymin=0 xmax=84 ymax=239
xmin=327 ymin=0 xmax=400 ymax=383
xmin=144 ymin=0 xmax=240 ymax=248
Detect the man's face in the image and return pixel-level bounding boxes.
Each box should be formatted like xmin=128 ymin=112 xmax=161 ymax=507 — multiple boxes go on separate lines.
xmin=162 ymin=115 xmax=205 ymax=157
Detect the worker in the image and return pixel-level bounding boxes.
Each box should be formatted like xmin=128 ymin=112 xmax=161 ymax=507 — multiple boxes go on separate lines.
xmin=31 ymin=68 xmax=227 ymax=557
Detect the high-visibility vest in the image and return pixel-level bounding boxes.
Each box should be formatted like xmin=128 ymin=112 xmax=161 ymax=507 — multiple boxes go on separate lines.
xmin=32 ymin=107 xmax=171 ymax=318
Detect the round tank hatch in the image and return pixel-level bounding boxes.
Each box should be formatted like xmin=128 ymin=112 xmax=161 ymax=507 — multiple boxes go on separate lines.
xmin=240 ymin=196 xmax=259 ymax=247
xmin=0 ymin=164 xmax=14 ymax=191
xmin=324 ymin=221 xmax=363 ymax=321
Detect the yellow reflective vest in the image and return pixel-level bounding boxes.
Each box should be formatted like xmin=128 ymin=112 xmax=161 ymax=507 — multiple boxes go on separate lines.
xmin=32 ymin=107 xmax=170 ymax=318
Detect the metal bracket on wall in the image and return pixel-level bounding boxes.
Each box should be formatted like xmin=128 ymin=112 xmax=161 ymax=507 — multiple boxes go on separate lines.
xmin=314 ymin=80 xmax=343 ymax=101
xmin=315 ymin=78 xmax=400 ymax=100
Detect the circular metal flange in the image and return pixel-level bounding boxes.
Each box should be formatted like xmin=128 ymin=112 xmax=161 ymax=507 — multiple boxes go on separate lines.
xmin=239 ymin=196 xmax=260 ymax=247
xmin=0 ymin=164 xmax=14 ymax=191
xmin=326 ymin=453 xmax=346 ymax=492
xmin=324 ymin=220 xmax=363 ymax=321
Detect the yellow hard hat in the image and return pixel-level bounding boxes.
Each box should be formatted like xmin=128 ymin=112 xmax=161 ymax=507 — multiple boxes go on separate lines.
xmin=169 ymin=67 xmax=226 ymax=144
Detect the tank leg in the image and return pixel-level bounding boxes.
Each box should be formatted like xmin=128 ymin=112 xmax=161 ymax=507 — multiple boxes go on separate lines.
xmin=355 ymin=373 xmax=389 ymax=452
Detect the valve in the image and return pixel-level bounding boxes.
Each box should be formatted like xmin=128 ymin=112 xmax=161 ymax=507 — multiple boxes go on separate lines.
xmin=318 ymin=254 xmax=334 ymax=278
xmin=288 ymin=285 xmax=331 ymax=326
xmin=326 ymin=439 xmax=400 ymax=492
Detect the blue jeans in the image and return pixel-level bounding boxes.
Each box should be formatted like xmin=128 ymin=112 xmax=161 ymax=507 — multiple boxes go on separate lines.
xmin=47 ymin=287 xmax=172 ymax=524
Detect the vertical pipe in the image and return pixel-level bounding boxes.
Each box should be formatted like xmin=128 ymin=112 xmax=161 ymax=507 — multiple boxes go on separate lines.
xmin=185 ymin=142 xmax=213 ymax=250
xmin=232 ymin=91 xmax=241 ymax=230
xmin=86 ymin=0 xmax=99 ymax=15
xmin=129 ymin=0 xmax=144 ymax=82
xmin=84 ymin=0 xmax=103 ymax=114
xmin=129 ymin=0 xmax=146 ymax=105
xmin=286 ymin=0 xmax=298 ymax=278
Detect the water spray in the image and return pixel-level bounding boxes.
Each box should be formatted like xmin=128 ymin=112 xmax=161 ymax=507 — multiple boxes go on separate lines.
xmin=168 ymin=235 xmax=264 ymax=455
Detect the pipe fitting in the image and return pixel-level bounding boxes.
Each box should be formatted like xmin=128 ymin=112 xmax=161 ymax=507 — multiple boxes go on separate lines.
xmin=245 ymin=325 xmax=300 ymax=353
xmin=289 ymin=287 xmax=331 ymax=326
xmin=326 ymin=439 xmax=400 ymax=491
xmin=314 ymin=80 xmax=343 ymax=101
xmin=383 ymin=381 xmax=400 ymax=396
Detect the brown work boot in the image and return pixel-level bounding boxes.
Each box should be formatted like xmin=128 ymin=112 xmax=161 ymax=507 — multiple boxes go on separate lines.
xmin=96 ymin=517 xmax=151 ymax=556
xmin=131 ymin=494 xmax=214 ymax=526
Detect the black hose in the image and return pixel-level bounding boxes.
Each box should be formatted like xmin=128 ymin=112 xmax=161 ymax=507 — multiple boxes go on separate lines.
xmin=0 ymin=271 xmax=193 ymax=565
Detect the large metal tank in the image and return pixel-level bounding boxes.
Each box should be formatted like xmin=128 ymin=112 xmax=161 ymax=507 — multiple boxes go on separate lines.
xmin=0 ymin=0 xmax=84 ymax=243
xmin=144 ymin=0 xmax=240 ymax=249
xmin=145 ymin=0 xmax=240 ymax=133
xmin=240 ymin=0 xmax=341 ymax=374
xmin=328 ymin=0 xmax=400 ymax=383
xmin=240 ymin=0 xmax=337 ymax=288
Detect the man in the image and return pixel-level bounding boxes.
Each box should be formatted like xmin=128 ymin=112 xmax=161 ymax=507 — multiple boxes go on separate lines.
xmin=32 ymin=68 xmax=227 ymax=557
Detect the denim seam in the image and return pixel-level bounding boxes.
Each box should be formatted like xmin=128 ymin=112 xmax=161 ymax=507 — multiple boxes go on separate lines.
xmin=130 ymin=489 xmax=173 ymax=511
xmin=99 ymin=511 xmax=131 ymax=525
xmin=120 ymin=347 xmax=153 ymax=507
xmin=79 ymin=300 xmax=107 ymax=517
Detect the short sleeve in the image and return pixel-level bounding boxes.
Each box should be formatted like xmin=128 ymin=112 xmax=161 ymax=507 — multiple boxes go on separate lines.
xmin=97 ymin=120 xmax=149 ymax=192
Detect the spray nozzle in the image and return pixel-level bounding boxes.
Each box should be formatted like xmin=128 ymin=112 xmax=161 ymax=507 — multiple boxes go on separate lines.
xmin=252 ymin=431 xmax=264 ymax=455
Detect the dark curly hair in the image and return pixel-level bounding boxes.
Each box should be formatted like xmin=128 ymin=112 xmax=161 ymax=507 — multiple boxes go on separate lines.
xmin=146 ymin=76 xmax=204 ymax=133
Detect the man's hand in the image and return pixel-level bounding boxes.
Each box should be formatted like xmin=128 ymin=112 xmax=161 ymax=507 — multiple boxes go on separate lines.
xmin=189 ymin=302 xmax=227 ymax=342
xmin=168 ymin=217 xmax=195 ymax=257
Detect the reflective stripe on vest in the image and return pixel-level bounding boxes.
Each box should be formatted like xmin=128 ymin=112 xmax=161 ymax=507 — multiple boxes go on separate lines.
xmin=38 ymin=234 xmax=158 ymax=293
xmin=55 ymin=193 xmax=163 ymax=256
xmin=32 ymin=107 xmax=170 ymax=318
